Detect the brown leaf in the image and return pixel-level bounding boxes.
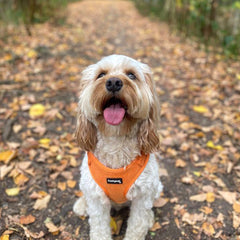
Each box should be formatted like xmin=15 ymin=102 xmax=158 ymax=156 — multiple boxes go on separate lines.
xmin=190 ymin=193 xmax=207 ymax=202
xmin=202 ymin=222 xmax=215 ymax=236
xmin=218 ymin=191 xmax=236 ymax=204
xmin=33 ymin=194 xmax=51 ymax=210
xmin=0 ymin=165 xmax=14 ymax=180
xmin=154 ymin=197 xmax=169 ymax=208
xmin=175 ymin=159 xmax=186 ymax=168
xmin=182 ymin=212 xmax=204 ymax=225
xmin=20 ymin=215 xmax=36 ymax=225
xmin=150 ymin=222 xmax=161 ymax=231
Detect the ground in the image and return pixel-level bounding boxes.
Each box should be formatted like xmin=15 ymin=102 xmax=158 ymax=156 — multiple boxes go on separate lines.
xmin=0 ymin=1 xmax=240 ymax=240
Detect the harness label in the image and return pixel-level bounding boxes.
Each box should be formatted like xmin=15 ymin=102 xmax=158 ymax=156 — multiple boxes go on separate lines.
xmin=107 ymin=178 xmax=123 ymax=184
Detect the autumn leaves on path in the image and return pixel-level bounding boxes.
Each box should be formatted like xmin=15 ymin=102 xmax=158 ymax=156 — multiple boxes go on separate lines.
xmin=1 ymin=1 xmax=240 ymax=239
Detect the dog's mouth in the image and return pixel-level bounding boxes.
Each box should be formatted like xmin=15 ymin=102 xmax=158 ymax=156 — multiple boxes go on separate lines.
xmin=103 ymin=97 xmax=127 ymax=125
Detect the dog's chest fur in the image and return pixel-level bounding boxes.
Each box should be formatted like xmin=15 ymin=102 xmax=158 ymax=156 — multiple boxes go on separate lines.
xmin=94 ymin=132 xmax=141 ymax=169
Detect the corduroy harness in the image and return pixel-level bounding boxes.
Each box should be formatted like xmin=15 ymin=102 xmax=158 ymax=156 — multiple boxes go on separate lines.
xmin=87 ymin=152 xmax=150 ymax=204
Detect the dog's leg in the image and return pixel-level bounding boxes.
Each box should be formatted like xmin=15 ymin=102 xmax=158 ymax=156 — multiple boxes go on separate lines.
xmin=87 ymin=198 xmax=112 ymax=240
xmin=124 ymin=197 xmax=154 ymax=240
xmin=73 ymin=196 xmax=87 ymax=217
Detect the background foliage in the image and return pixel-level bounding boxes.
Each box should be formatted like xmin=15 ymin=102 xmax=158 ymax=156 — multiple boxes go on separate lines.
xmin=0 ymin=0 xmax=76 ymax=35
xmin=134 ymin=0 xmax=240 ymax=57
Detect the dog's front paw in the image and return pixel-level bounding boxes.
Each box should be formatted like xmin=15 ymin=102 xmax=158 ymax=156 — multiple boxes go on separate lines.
xmin=73 ymin=196 xmax=87 ymax=217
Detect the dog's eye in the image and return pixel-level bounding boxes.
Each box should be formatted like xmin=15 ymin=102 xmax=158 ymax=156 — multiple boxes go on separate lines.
xmin=97 ymin=72 xmax=106 ymax=79
xmin=127 ymin=72 xmax=136 ymax=80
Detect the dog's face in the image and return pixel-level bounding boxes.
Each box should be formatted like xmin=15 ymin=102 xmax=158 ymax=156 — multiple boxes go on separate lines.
xmin=76 ymin=55 xmax=160 ymax=153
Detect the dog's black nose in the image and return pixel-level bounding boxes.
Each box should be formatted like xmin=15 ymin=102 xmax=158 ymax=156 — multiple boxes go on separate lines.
xmin=106 ymin=77 xmax=123 ymax=93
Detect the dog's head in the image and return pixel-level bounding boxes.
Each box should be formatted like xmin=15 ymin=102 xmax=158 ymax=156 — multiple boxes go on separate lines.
xmin=75 ymin=55 xmax=160 ymax=154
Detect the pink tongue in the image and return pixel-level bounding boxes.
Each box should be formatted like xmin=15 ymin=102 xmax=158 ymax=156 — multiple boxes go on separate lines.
xmin=103 ymin=104 xmax=125 ymax=125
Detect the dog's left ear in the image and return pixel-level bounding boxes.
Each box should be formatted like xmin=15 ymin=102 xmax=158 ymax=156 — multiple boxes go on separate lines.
xmin=138 ymin=64 xmax=161 ymax=154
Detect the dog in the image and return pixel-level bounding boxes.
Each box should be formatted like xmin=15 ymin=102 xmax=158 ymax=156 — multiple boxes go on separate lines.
xmin=73 ymin=55 xmax=163 ymax=240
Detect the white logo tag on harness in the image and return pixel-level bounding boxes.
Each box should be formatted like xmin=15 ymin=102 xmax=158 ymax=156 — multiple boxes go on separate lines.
xmin=107 ymin=178 xmax=123 ymax=184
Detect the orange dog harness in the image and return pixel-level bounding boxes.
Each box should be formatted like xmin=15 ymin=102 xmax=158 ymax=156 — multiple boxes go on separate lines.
xmin=87 ymin=152 xmax=150 ymax=204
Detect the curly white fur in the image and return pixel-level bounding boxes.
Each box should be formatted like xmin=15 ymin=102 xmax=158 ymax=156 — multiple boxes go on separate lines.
xmin=73 ymin=55 xmax=163 ymax=240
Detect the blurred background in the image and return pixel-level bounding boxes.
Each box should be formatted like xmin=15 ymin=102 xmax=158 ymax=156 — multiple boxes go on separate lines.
xmin=0 ymin=0 xmax=240 ymax=57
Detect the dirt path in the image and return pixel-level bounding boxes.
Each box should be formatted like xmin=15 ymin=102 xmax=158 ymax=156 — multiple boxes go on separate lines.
xmin=0 ymin=1 xmax=240 ymax=240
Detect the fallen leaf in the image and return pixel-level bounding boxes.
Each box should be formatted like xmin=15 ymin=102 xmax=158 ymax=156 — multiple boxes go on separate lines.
xmin=181 ymin=175 xmax=194 ymax=185
xmin=0 ymin=235 xmax=9 ymax=240
xmin=45 ymin=221 xmax=59 ymax=234
xmin=27 ymin=49 xmax=37 ymax=58
xmin=202 ymin=222 xmax=215 ymax=236
xmin=57 ymin=182 xmax=66 ymax=191
xmin=154 ymin=197 xmax=169 ymax=207
xmin=233 ymin=212 xmax=240 ymax=229
xmin=233 ymin=201 xmax=240 ymax=213
xmin=193 ymin=105 xmax=209 ymax=113
xmin=33 ymin=194 xmax=51 ymax=210
xmin=0 ymin=165 xmax=14 ymax=180
xmin=201 ymin=206 xmax=213 ymax=215
xmin=182 ymin=212 xmax=204 ymax=225
xmin=14 ymin=173 xmax=29 ymax=186
xmin=175 ymin=159 xmax=186 ymax=168
xmin=150 ymin=222 xmax=161 ymax=231
xmin=218 ymin=191 xmax=236 ymax=204
xmin=206 ymin=141 xmax=223 ymax=151
xmin=206 ymin=192 xmax=215 ymax=203
xmin=67 ymin=180 xmax=76 ymax=188
xmin=29 ymin=104 xmax=45 ymax=118
xmin=110 ymin=217 xmax=117 ymax=234
xmin=0 ymin=150 xmax=18 ymax=164
xmin=20 ymin=215 xmax=36 ymax=225
xmin=5 ymin=187 xmax=20 ymax=196
xmin=190 ymin=193 xmax=207 ymax=202
xmin=39 ymin=138 xmax=51 ymax=148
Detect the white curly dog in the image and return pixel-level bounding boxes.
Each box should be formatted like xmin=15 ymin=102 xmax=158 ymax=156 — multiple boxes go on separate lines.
xmin=73 ymin=55 xmax=163 ymax=240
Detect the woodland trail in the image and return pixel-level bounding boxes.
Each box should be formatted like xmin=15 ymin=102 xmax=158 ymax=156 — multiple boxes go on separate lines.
xmin=0 ymin=1 xmax=240 ymax=240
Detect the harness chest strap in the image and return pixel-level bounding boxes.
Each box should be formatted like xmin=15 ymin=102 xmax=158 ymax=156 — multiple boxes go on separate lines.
xmin=87 ymin=152 xmax=150 ymax=204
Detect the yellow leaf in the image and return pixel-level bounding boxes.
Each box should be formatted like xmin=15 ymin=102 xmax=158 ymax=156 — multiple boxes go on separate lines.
xmin=206 ymin=192 xmax=215 ymax=203
xmin=233 ymin=201 xmax=240 ymax=213
xmin=236 ymin=74 xmax=240 ymax=80
xmin=206 ymin=141 xmax=223 ymax=150
xmin=202 ymin=222 xmax=215 ymax=236
xmin=201 ymin=206 xmax=213 ymax=215
xmin=193 ymin=171 xmax=201 ymax=177
xmin=29 ymin=104 xmax=45 ymax=118
xmin=193 ymin=105 xmax=208 ymax=113
xmin=67 ymin=180 xmax=76 ymax=188
xmin=4 ymin=54 xmax=12 ymax=61
xmin=110 ymin=217 xmax=117 ymax=233
xmin=57 ymin=182 xmax=66 ymax=191
xmin=27 ymin=50 xmax=37 ymax=58
xmin=39 ymin=138 xmax=50 ymax=148
xmin=14 ymin=173 xmax=29 ymax=186
xmin=5 ymin=187 xmax=20 ymax=196
xmin=0 ymin=235 xmax=9 ymax=240
xmin=0 ymin=150 xmax=17 ymax=164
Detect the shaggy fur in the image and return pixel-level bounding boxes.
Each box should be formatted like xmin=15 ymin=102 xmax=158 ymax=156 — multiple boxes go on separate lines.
xmin=73 ymin=55 xmax=163 ymax=240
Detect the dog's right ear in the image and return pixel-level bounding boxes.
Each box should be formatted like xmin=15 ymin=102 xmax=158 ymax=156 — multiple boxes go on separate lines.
xmin=75 ymin=64 xmax=98 ymax=152
xmin=75 ymin=108 xmax=97 ymax=152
